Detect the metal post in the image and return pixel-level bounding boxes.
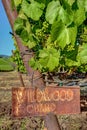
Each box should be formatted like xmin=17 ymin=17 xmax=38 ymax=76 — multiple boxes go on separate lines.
xmin=44 ymin=113 xmax=61 ymax=130
xmin=18 ymin=71 xmax=25 ymax=87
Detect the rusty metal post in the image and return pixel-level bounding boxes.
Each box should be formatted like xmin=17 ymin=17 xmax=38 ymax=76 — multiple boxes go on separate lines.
xmin=44 ymin=113 xmax=61 ymax=130
xmin=2 ymin=0 xmax=44 ymax=88
xmin=2 ymin=0 xmax=61 ymax=129
xmin=18 ymin=71 xmax=25 ymax=87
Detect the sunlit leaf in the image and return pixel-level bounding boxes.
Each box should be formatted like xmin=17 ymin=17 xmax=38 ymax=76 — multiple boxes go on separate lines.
xmin=57 ymin=6 xmax=73 ymax=26
xmin=20 ymin=29 xmax=29 ymax=42
xmin=69 ymin=26 xmax=77 ymax=45
xmin=51 ymin=21 xmax=70 ymax=49
xmin=73 ymin=0 xmax=86 ymax=26
xmin=46 ymin=1 xmax=60 ymax=24
xmin=84 ymin=0 xmax=87 ymax=12
xmin=22 ymin=0 xmax=45 ymax=20
xmin=65 ymin=58 xmax=80 ymax=67
xmin=39 ymin=48 xmax=60 ymax=71
xmin=77 ymin=44 xmax=87 ymax=64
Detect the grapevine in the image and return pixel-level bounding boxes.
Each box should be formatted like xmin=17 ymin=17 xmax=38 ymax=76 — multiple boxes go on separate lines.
xmin=12 ymin=0 xmax=87 ymax=75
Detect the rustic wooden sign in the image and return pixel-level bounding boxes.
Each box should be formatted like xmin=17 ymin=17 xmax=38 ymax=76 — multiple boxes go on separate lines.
xmin=12 ymin=86 xmax=80 ymax=117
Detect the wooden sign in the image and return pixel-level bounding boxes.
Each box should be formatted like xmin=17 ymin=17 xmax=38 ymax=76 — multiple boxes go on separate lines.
xmin=12 ymin=86 xmax=80 ymax=117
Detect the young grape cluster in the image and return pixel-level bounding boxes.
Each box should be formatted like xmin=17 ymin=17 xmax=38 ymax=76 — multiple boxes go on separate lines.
xmin=12 ymin=50 xmax=26 ymax=73
xmin=67 ymin=45 xmax=75 ymax=51
xmin=35 ymin=21 xmax=49 ymax=42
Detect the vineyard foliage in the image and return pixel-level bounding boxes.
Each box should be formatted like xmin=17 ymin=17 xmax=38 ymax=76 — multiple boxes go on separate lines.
xmin=12 ymin=0 xmax=87 ymax=73
xmin=12 ymin=38 xmax=26 ymax=73
xmin=0 ymin=56 xmax=14 ymax=71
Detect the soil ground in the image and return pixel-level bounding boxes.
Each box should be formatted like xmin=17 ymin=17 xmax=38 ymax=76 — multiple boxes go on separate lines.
xmin=0 ymin=71 xmax=87 ymax=130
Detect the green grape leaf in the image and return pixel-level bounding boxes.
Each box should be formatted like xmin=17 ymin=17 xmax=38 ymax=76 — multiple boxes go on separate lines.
xmin=84 ymin=0 xmax=87 ymax=12
xmin=18 ymin=11 xmax=27 ymax=20
xmin=22 ymin=33 xmax=36 ymax=49
xmin=38 ymin=50 xmax=48 ymax=58
xmin=20 ymin=29 xmax=29 ymax=42
xmin=27 ymin=40 xmax=36 ymax=49
xmin=51 ymin=20 xmax=64 ymax=41
xmin=22 ymin=0 xmax=45 ymax=20
xmin=65 ymin=58 xmax=80 ymax=67
xmin=77 ymin=44 xmax=87 ymax=64
xmin=14 ymin=17 xmax=24 ymax=35
xmin=84 ymin=65 xmax=87 ymax=72
xmin=78 ymin=50 xmax=87 ymax=64
xmin=47 ymin=56 xmax=59 ymax=71
xmin=57 ymin=6 xmax=73 ymax=26
xmin=51 ymin=21 xmax=70 ymax=49
xmin=25 ymin=20 xmax=31 ymax=34
xmin=14 ymin=17 xmax=23 ymax=30
xmin=74 ymin=10 xmax=86 ymax=26
xmin=29 ymin=58 xmax=39 ymax=70
xmin=39 ymin=48 xmax=60 ymax=71
xmin=73 ymin=0 xmax=86 ymax=26
xmin=57 ymin=27 xmax=70 ymax=49
xmin=69 ymin=26 xmax=77 ymax=45
xmin=46 ymin=1 xmax=73 ymax=25
xmin=46 ymin=1 xmax=60 ymax=24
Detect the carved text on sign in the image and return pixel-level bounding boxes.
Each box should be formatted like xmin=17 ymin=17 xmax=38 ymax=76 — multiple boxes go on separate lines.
xmin=12 ymin=86 xmax=80 ymax=117
xmin=27 ymin=88 xmax=74 ymax=103
xmin=27 ymin=103 xmax=56 ymax=114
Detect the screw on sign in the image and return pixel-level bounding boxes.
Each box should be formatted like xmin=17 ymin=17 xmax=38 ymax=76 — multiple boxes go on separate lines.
xmin=12 ymin=86 xmax=80 ymax=117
